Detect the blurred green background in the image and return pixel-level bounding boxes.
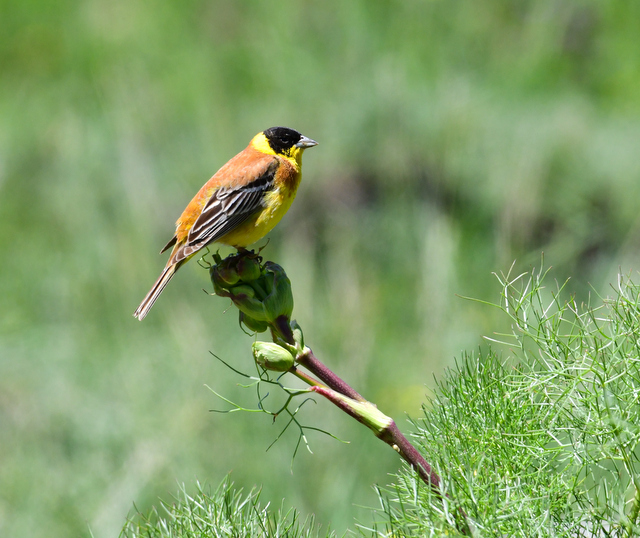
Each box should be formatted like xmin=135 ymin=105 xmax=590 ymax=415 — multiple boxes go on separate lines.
xmin=2 ymin=0 xmax=640 ymax=536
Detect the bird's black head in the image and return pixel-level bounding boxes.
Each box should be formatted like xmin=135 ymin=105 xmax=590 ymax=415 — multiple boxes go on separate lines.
xmin=258 ymin=127 xmax=317 ymax=158
xmin=263 ymin=127 xmax=304 ymax=154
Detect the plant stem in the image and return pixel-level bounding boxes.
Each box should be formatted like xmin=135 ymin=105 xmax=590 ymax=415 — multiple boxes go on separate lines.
xmin=293 ymin=346 xmax=471 ymax=535
xmin=289 ymin=366 xmax=324 ymax=389
xmin=379 ymin=421 xmax=442 ymax=489
xmin=627 ymin=479 xmax=640 ymax=537
xmin=295 ymin=347 xmax=436 ymax=482
xmin=296 ymin=347 xmax=365 ymax=401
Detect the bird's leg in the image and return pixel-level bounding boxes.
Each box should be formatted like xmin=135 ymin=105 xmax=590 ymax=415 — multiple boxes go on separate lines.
xmin=235 ymin=246 xmax=262 ymax=261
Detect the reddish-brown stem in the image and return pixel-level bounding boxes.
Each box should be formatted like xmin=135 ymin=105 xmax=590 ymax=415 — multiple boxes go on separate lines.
xmin=296 ymin=347 xmax=471 ymax=535
xmin=296 ymin=348 xmax=365 ymax=401
xmin=308 ymin=385 xmax=441 ymax=489
xmin=379 ymin=422 xmax=442 ymax=489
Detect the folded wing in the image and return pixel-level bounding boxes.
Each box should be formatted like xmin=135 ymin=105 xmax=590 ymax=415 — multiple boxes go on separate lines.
xmin=173 ymin=159 xmax=279 ymax=262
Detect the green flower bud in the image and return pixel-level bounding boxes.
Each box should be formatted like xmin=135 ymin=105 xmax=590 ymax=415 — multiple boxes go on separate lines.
xmin=239 ymin=311 xmax=269 ymax=333
xmin=209 ymin=255 xmax=295 ymax=332
xmin=261 ymin=262 xmax=294 ymax=322
xmin=211 ymin=279 xmax=228 ymax=298
xmin=228 ymin=284 xmax=268 ymax=321
xmin=236 ymin=256 xmax=262 ymax=282
xmin=252 ymin=341 xmax=295 ymax=372
xmin=210 ymin=261 xmax=240 ymax=289
xmin=229 ymin=284 xmax=255 ymax=298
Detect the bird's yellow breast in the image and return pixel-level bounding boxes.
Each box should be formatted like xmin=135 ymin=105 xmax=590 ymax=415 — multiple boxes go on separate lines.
xmin=218 ymin=160 xmax=301 ymax=248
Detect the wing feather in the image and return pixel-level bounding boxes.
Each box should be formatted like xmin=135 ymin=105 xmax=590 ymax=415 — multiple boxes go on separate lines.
xmin=172 ymin=160 xmax=278 ymax=263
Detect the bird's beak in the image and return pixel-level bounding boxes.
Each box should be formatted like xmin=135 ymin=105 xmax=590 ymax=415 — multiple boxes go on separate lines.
xmin=296 ymin=136 xmax=318 ymax=149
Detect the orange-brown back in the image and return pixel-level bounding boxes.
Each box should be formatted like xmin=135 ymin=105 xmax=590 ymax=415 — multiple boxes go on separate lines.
xmin=174 ymin=145 xmax=278 ymax=244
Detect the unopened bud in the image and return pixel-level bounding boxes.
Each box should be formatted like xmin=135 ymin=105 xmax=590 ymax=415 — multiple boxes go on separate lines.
xmin=252 ymin=341 xmax=295 ymax=372
xmin=210 ymin=262 xmax=240 ymax=289
xmin=239 ymin=312 xmax=269 ymax=333
xmin=228 ymin=284 xmax=268 ymax=321
xmin=209 ymin=255 xmax=296 ymax=330
xmin=236 ymin=256 xmax=261 ymax=282
xmin=261 ymin=262 xmax=294 ymax=322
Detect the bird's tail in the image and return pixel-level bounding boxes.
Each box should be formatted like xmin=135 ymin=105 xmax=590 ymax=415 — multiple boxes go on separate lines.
xmin=133 ymin=263 xmax=180 ymax=321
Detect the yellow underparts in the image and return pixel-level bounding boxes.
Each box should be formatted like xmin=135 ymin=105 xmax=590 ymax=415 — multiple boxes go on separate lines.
xmin=218 ymin=132 xmax=304 ymax=248
xmin=218 ymin=181 xmax=300 ymax=248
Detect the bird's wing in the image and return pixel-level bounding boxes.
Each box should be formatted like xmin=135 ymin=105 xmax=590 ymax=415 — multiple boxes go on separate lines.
xmin=174 ymin=160 xmax=279 ymax=262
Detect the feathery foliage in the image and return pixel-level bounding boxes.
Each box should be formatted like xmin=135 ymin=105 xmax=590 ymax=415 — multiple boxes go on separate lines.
xmin=373 ymin=266 xmax=640 ymax=536
xmin=123 ymin=266 xmax=640 ymax=536
xmin=121 ymin=477 xmax=333 ymax=538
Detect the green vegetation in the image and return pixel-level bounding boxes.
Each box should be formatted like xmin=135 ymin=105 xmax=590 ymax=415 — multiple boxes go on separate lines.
xmin=377 ymin=267 xmax=640 ymax=536
xmin=1 ymin=1 xmax=640 ymax=537
xmin=123 ymin=266 xmax=640 ymax=536
xmin=121 ymin=478 xmax=330 ymax=538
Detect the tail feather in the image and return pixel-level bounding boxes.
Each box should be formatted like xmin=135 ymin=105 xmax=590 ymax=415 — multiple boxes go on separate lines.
xmin=133 ymin=263 xmax=180 ymax=321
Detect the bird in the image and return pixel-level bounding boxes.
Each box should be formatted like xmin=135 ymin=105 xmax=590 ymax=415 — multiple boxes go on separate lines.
xmin=133 ymin=126 xmax=318 ymax=320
